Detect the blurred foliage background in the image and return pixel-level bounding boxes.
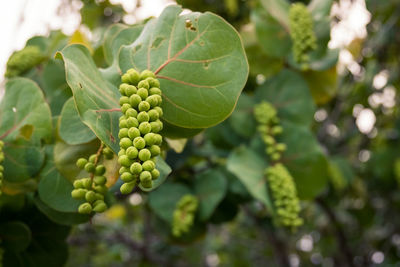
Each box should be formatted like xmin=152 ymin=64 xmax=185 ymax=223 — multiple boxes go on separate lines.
xmin=1 ymin=0 xmax=400 ymax=266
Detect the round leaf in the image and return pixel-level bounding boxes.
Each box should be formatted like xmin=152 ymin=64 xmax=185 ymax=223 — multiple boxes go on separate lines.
xmin=119 ymin=5 xmax=249 ymax=128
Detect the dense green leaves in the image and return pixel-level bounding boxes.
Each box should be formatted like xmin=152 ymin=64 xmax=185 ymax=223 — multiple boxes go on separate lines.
xmin=119 ymin=5 xmax=248 ymax=129
xmin=227 ymin=146 xmax=272 ymax=210
xmin=59 ymin=98 xmax=96 ymax=145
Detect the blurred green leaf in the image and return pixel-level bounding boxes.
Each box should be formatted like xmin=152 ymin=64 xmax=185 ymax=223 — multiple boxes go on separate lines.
xmin=0 ymin=221 xmax=31 ymax=252
xmin=195 ymin=169 xmax=227 ymax=221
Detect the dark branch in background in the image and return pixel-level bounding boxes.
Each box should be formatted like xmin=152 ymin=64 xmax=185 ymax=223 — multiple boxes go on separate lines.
xmin=243 ymin=206 xmax=290 ymax=267
xmin=315 ymin=196 xmax=355 ymax=267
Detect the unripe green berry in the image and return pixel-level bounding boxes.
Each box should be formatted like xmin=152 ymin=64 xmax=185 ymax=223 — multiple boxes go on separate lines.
xmin=119 ymin=119 xmax=128 ymax=128
xmin=85 ymin=190 xmax=97 ymax=203
xmin=119 ymin=83 xmax=129 ymax=95
xmin=93 ymin=202 xmax=107 ymax=213
xmin=73 ymin=179 xmax=83 ymax=188
xmin=149 ymin=87 xmax=162 ymax=95
xmin=85 ymin=162 xmax=96 ymax=173
xmin=138 ymin=80 xmax=150 ymax=90
xmin=89 ymin=154 xmax=97 ymax=163
xmin=103 ymin=147 xmax=114 ymax=159
xmin=153 ymin=134 xmax=163 ymax=145
xmin=119 ymin=166 xmax=129 ymax=174
xmin=126 ymin=108 xmax=138 ymax=118
xmin=153 ymin=95 xmax=162 ymax=105
xmin=130 ymin=94 xmax=142 ymax=108
xmin=126 ymin=117 xmax=139 ymax=128
xmin=271 ymin=153 xmax=281 ymax=161
xmin=142 ymin=160 xmax=155 ymax=171
xmin=138 ymin=122 xmax=151 ymax=135
xmin=118 ymin=128 xmax=129 ymax=138
xmin=121 ymin=103 xmax=131 ymax=113
xmin=120 ymin=181 xmax=136 ymax=194
xmin=151 ymin=169 xmax=160 ymax=180
xmin=94 ymin=175 xmax=107 ymax=185
xmin=118 ymin=155 xmax=131 ymax=167
xmin=144 ymin=133 xmax=156 ymax=146
xmin=121 ymin=74 xmax=130 ymax=84
xmin=137 ymin=111 xmax=150 ymax=122
xmin=120 ymin=137 xmax=132 ymax=149
xmin=140 ymin=171 xmax=152 ymax=183
xmin=95 ymin=193 xmax=104 ymax=200
xmin=78 ymin=203 xmax=92 ymax=214
xmin=137 ymin=88 xmax=148 ymax=100
xmin=95 ymin=165 xmax=106 ymax=175
xmin=82 ymin=178 xmax=92 ymax=189
xmin=138 ymin=149 xmax=151 ymax=161
xmin=127 ymin=69 xmax=140 ymax=84
xmin=94 ymin=185 xmax=108 ymax=195
xmin=121 ymin=172 xmax=134 ymax=182
xmin=138 ymin=101 xmax=150 ymax=112
xmin=118 ymin=149 xmax=126 ymax=157
xmin=146 ymin=95 xmax=159 ymax=107
xmin=147 ymin=79 xmax=160 ymax=88
xmin=150 ymin=120 xmax=163 ymax=133
xmin=140 ymin=70 xmax=155 ymax=80
xmin=149 ymin=145 xmax=161 ymax=157
xmin=76 ymin=158 xmax=88 ymax=169
xmin=276 ymin=143 xmax=287 ymax=152
xmin=272 ymin=126 xmax=283 ymax=135
xmin=128 ymin=127 xmax=141 ymax=139
xmin=71 ymin=189 xmax=86 ymax=199
xmin=120 ymin=96 xmax=130 ymax=105
xmin=125 ymin=85 xmax=137 ymax=96
xmin=126 ymin=146 xmax=138 ymax=159
xmin=148 ymin=109 xmax=159 ymax=121
xmin=154 ymin=107 xmax=163 ymax=117
xmin=130 ymin=162 xmax=143 ymax=174
xmin=133 ymin=137 xmax=146 ymax=149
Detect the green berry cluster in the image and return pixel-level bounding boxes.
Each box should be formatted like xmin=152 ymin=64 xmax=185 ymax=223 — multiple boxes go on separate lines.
xmin=254 ymin=101 xmax=286 ymax=162
xmin=266 ymin=163 xmax=303 ymax=229
xmin=289 ymin=3 xmax=317 ymax=70
xmin=172 ymin=194 xmax=198 ymax=237
xmin=118 ymin=69 xmax=163 ymax=194
xmin=0 ymin=141 xmax=4 ymax=195
xmin=5 ymin=46 xmax=45 ymax=78
xmin=71 ymin=145 xmax=113 ymax=214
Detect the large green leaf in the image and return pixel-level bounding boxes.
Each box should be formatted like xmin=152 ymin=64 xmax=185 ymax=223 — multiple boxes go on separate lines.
xmin=56 ymin=45 xmax=121 ymax=153
xmin=0 ymin=221 xmax=31 ymax=252
xmin=228 ymin=93 xmax=257 ymax=138
xmin=59 ymin=98 xmax=96 ymax=145
xmin=259 ymin=0 xmax=290 ymax=30
xmin=38 ymin=146 xmax=87 ymax=213
xmin=119 ymin=5 xmax=248 ymax=129
xmin=148 ymin=183 xmax=191 ymax=224
xmin=227 ymin=146 xmax=272 ymax=210
xmin=280 ymin=122 xmax=329 ymax=199
xmin=255 ymin=69 xmax=315 ymax=127
xmin=139 ymin=157 xmax=172 ymax=192
xmin=194 ymin=169 xmax=227 ymax=221
xmin=0 ymin=78 xmax=52 ymax=143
